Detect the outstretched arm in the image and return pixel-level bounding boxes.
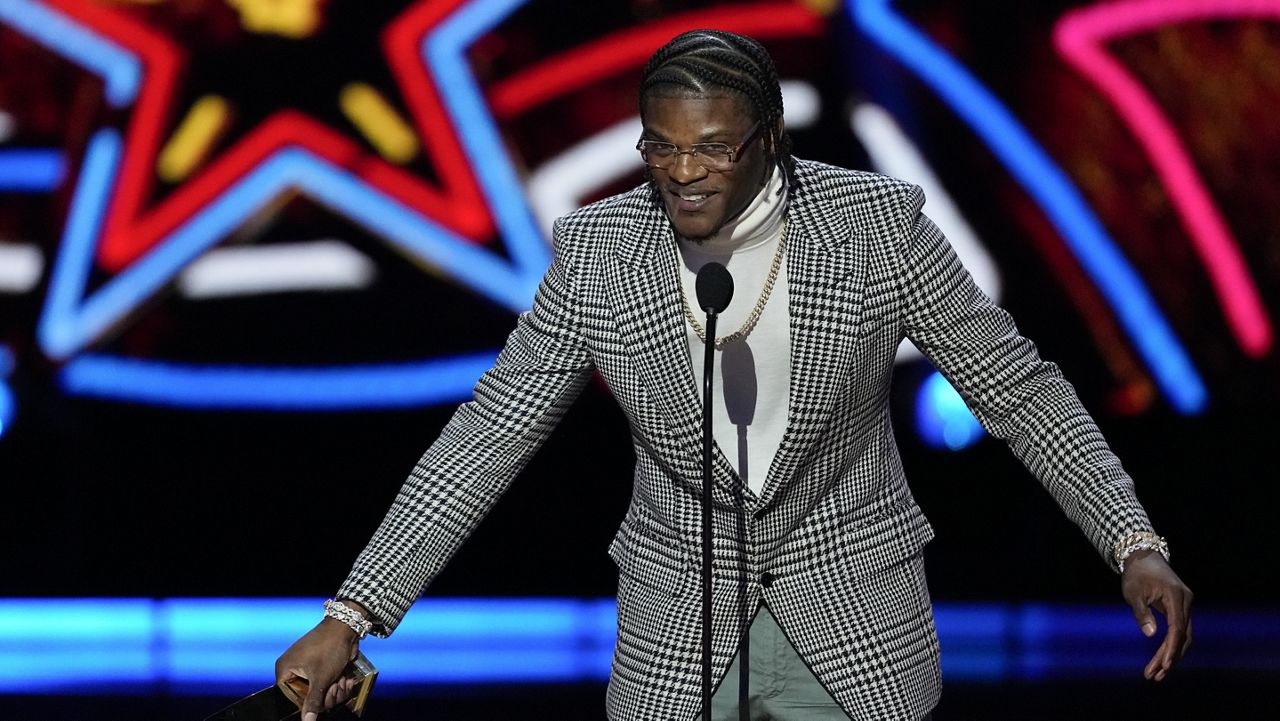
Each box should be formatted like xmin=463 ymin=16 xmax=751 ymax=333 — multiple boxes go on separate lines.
xmin=275 ymin=220 xmax=594 ymax=713
xmin=898 ymin=186 xmax=1193 ymax=678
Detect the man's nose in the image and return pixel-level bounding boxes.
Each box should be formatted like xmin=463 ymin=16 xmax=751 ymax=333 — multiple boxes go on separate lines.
xmin=668 ymin=152 xmax=707 ymax=184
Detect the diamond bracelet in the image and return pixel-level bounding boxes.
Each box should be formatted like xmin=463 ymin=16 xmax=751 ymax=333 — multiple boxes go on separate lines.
xmin=323 ymin=598 xmax=373 ymax=640
xmin=1113 ymin=531 xmax=1170 ymax=573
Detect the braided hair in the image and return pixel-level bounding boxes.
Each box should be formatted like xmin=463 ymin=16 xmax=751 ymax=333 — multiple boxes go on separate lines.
xmin=639 ymin=29 xmax=797 ymax=192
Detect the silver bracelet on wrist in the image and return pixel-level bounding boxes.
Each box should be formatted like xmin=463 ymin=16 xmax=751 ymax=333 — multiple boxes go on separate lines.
xmin=323 ymin=598 xmax=372 ymax=640
xmin=1113 ymin=531 xmax=1170 ymax=573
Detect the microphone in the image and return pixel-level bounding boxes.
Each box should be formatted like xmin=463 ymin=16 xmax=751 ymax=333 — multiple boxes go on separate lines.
xmin=696 ymin=262 xmax=734 ymax=315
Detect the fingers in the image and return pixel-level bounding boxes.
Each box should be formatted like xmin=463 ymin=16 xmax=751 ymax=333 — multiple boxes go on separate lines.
xmin=325 ymin=680 xmax=341 ymax=709
xmin=302 ymin=673 xmax=327 ymax=721
xmin=1141 ymin=587 xmax=1193 ymax=681
xmin=1130 ymin=598 xmax=1157 ymax=639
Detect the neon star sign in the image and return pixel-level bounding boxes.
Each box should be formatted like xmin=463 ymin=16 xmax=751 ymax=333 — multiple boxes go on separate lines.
xmin=0 ymin=0 xmax=823 ymax=409
xmin=0 ymin=0 xmax=1249 ymax=418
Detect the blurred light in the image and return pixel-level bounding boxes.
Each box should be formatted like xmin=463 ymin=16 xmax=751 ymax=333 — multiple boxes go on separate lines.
xmin=424 ymin=0 xmax=550 ymax=288
xmin=527 ymin=117 xmax=644 ymax=235
xmin=0 ymin=597 xmax=1271 ymax=693
xmin=915 ymin=370 xmax=984 ymax=451
xmin=1054 ymin=0 xmax=1275 ymax=357
xmin=0 ymin=0 xmax=141 ymax=108
xmin=849 ymin=0 xmax=1207 ymax=414
xmin=157 ymin=94 xmax=232 ymax=182
xmin=339 ymin=82 xmax=421 ymax=165
xmin=487 ymin=2 xmax=824 ymax=118
xmin=227 ymin=0 xmax=324 ymax=38
xmin=779 ymin=80 xmax=821 ymax=128
xmin=0 ymin=244 xmax=43 ymax=293
xmin=0 ymin=346 xmax=13 ymax=440
xmin=0 ymin=110 xmax=14 ymax=142
xmin=59 ymin=350 xmax=499 ymax=410
xmin=0 ymin=149 xmax=65 ymax=191
xmin=176 ymin=240 xmax=376 ymax=298
xmin=39 ymin=144 xmax=535 ymax=361
xmin=38 ymin=129 xmax=126 ymax=360
xmin=27 ymin=0 xmax=550 ymax=418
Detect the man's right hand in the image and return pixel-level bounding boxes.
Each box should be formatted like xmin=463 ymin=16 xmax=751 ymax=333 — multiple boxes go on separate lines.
xmin=275 ymin=613 xmax=362 ymax=721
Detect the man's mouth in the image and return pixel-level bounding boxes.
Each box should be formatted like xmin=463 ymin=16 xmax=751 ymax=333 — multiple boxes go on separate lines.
xmin=670 ymin=188 xmax=716 ymax=211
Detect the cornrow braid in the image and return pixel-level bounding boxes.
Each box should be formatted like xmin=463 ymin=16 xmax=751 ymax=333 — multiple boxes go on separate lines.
xmin=639 ymin=29 xmax=798 ymax=193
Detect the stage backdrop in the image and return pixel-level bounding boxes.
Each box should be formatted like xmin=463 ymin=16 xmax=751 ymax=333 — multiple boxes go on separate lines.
xmin=1 ymin=0 xmax=1278 ymax=694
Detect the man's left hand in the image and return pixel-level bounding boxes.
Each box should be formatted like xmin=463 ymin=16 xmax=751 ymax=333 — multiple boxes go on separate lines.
xmin=1121 ymin=550 xmax=1193 ymax=681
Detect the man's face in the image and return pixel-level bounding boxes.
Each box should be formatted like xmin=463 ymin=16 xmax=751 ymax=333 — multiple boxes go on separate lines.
xmin=640 ymin=93 xmax=770 ymax=241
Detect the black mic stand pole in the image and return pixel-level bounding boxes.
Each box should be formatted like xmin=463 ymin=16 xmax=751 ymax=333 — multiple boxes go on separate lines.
xmin=695 ymin=261 xmax=732 ymax=721
xmin=700 ymin=306 xmax=718 ymax=721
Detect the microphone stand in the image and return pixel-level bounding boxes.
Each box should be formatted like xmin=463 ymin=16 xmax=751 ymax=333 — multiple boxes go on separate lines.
xmin=700 ymin=308 xmax=718 ymax=721
xmin=694 ymin=261 xmax=731 ymax=721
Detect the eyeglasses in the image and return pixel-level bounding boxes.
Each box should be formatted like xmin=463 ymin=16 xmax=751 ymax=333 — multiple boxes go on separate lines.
xmin=636 ymin=122 xmax=761 ymax=172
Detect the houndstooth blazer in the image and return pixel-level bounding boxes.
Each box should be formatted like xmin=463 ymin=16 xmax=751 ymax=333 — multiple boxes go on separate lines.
xmin=337 ymin=159 xmax=1155 ymax=720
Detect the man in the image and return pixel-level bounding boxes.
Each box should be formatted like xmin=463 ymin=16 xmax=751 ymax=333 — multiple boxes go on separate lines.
xmin=277 ymin=30 xmax=1192 ymax=721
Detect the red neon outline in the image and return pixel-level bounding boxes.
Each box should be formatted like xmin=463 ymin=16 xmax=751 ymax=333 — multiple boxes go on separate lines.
xmin=45 ymin=0 xmax=494 ymax=271
xmin=1054 ymin=0 xmax=1275 ymax=357
xmin=50 ymin=0 xmax=824 ymax=273
xmin=488 ymin=1 xmax=824 ymax=118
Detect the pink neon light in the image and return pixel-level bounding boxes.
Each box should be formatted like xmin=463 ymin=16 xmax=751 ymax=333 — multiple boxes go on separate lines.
xmin=1054 ymin=0 xmax=1275 ymax=357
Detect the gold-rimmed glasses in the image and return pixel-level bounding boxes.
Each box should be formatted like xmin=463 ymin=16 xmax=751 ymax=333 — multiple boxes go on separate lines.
xmin=636 ymin=121 xmax=761 ymax=172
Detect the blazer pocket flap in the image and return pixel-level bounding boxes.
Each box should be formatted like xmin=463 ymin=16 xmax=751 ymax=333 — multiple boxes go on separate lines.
xmin=836 ymin=501 xmax=935 ymax=583
xmin=608 ymin=519 xmax=693 ymax=598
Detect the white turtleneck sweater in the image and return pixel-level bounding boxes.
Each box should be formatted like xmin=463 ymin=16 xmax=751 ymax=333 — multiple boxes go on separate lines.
xmin=676 ymin=166 xmax=790 ymax=496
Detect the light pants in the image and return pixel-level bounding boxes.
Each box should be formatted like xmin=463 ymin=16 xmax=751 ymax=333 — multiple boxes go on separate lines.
xmin=710 ymin=605 xmax=933 ymax=721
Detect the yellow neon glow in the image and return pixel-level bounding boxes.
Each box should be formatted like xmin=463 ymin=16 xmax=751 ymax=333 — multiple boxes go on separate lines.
xmin=226 ymin=0 xmax=324 ymax=39
xmin=338 ymin=82 xmax=421 ymax=165
xmin=799 ymin=0 xmax=839 ymax=15
xmin=157 ymin=94 xmax=231 ymax=183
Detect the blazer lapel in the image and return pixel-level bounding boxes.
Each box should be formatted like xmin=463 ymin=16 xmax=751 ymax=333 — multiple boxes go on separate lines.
xmin=608 ymin=200 xmax=746 ymax=503
xmin=758 ymin=188 xmax=866 ymax=508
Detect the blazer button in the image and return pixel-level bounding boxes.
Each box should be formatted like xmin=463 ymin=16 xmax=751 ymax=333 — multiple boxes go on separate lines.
xmin=760 ymin=572 xmax=776 ymax=588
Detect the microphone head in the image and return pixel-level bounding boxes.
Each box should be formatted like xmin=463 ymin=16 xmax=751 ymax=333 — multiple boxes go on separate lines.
xmin=696 ymin=262 xmax=734 ymax=314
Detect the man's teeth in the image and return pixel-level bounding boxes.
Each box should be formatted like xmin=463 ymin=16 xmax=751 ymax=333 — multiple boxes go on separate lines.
xmin=679 ymin=193 xmax=708 ymax=201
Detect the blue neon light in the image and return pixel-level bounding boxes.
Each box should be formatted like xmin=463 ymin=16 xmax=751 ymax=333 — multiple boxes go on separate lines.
xmin=60 ymin=351 xmax=499 ymax=410
xmin=0 ymin=0 xmax=141 ymax=108
xmin=849 ymin=0 xmax=1207 ymax=415
xmin=1 ymin=597 xmax=1272 ymax=693
xmin=38 ymin=143 xmax=535 ymax=360
xmin=38 ymin=129 xmax=124 ymax=359
xmin=915 ymin=370 xmax=984 ymax=451
xmin=0 ymin=347 xmax=11 ymax=439
xmin=425 ymin=0 xmax=549 ymax=297
xmin=7 ymin=0 xmax=556 ymax=412
xmin=0 ymin=149 xmax=65 ymax=191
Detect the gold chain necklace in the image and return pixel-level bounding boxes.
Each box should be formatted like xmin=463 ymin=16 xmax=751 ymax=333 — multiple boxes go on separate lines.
xmin=677 ymin=219 xmax=788 ymax=350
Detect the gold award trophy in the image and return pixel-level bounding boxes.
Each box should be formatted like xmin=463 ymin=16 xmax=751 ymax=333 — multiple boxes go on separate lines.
xmin=204 ymin=651 xmax=378 ymax=720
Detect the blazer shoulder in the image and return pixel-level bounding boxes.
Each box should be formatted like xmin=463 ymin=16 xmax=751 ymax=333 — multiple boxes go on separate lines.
xmin=793 ymin=158 xmax=923 ymax=237
xmin=552 ymin=184 xmax=654 ymax=255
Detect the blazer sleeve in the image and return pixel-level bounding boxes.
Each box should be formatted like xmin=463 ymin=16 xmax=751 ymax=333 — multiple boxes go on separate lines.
xmin=898 ymin=186 xmax=1155 ymax=572
xmin=336 ymin=220 xmax=594 ymax=634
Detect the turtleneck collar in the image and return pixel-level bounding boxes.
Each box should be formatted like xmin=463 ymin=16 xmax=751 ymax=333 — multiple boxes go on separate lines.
xmin=679 ymin=164 xmax=788 ymax=254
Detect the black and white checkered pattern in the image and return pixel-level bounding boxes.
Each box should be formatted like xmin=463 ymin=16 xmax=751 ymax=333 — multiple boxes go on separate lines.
xmin=337 ymin=159 xmax=1155 ymax=721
